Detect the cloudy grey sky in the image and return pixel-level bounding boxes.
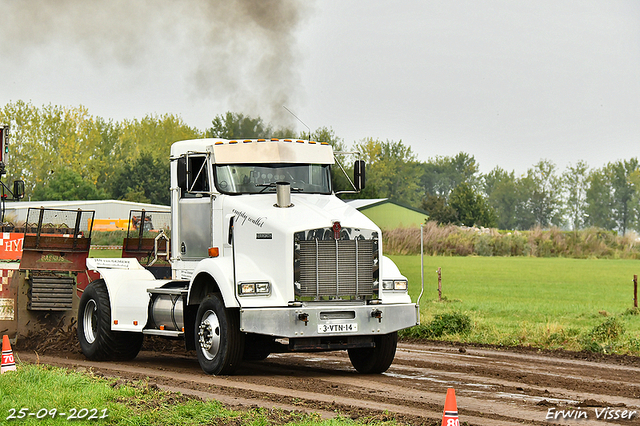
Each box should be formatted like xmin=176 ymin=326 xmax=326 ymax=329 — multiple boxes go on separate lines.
xmin=1 ymin=1 xmax=638 ymax=175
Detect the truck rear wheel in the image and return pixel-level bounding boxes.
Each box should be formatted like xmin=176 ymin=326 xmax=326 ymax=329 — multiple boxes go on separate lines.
xmin=348 ymin=332 xmax=398 ymax=374
xmin=195 ymin=294 xmax=245 ymax=375
xmin=77 ymin=279 xmax=143 ymax=361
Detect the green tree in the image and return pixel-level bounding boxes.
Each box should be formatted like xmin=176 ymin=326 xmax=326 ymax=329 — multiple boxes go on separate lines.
xmin=512 ymin=175 xmax=538 ymax=230
xmin=585 ymin=159 xmax=640 ymax=234
xmin=109 ymin=153 xmax=169 ymax=205
xmin=92 ymin=117 xmax=124 ymax=194
xmin=483 ymin=167 xmax=520 ymax=230
xmin=354 ymin=138 xmax=423 ymax=207
xmin=118 ymin=114 xmax=202 ymax=160
xmin=421 ymin=194 xmax=458 ymax=225
xmin=609 ymin=159 xmax=639 ymax=235
xmin=630 ymin=169 xmax=640 ymax=189
xmin=520 ymin=160 xmax=564 ymax=228
xmin=0 ymin=101 xmax=107 ymax=196
xmin=631 ymin=169 xmax=640 ymax=232
xmin=484 ymin=161 xmax=563 ymax=231
xmin=99 ymin=114 xmax=200 ymax=198
xmin=562 ymin=160 xmax=589 ymax=230
xmin=421 ymin=152 xmax=480 ymax=198
xmin=31 ymin=167 xmax=108 ymax=201
xmin=585 ymin=167 xmax=616 ymax=230
xmin=309 ymin=126 xmax=346 ymax=151
xmin=449 ymin=182 xmax=496 ymax=227
xmin=207 ymin=111 xmax=295 ymax=139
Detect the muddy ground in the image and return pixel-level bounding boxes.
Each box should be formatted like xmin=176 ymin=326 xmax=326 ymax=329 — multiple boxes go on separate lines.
xmin=12 ymin=332 xmax=640 ymax=426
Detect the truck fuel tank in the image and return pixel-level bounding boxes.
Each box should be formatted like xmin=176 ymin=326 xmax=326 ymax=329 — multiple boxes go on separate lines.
xmin=149 ymin=292 xmax=184 ymax=332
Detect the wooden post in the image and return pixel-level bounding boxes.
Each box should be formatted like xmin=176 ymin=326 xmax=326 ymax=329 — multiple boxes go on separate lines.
xmin=437 ymin=267 xmax=442 ymax=301
xmin=634 ymin=274 xmax=638 ymax=308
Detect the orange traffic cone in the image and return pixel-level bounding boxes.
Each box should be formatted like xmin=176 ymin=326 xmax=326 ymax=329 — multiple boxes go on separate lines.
xmin=1 ymin=335 xmax=16 ymax=373
xmin=441 ymin=388 xmax=459 ymax=426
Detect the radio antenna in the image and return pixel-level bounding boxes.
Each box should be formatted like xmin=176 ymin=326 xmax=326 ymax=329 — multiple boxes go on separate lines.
xmin=282 ymin=106 xmax=311 ymax=140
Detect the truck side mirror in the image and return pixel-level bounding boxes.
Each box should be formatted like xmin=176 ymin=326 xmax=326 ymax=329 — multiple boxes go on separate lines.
xmin=354 ymin=160 xmax=366 ymax=191
xmin=12 ymin=180 xmax=24 ymax=200
xmin=177 ymin=157 xmax=187 ymax=190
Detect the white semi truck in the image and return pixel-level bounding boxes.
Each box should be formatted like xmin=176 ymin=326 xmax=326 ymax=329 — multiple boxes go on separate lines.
xmin=78 ymin=138 xmax=419 ymax=375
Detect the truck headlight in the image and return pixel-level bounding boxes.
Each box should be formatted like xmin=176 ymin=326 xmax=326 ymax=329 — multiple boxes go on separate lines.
xmin=382 ymin=280 xmax=408 ymax=291
xmin=238 ymin=282 xmax=271 ymax=296
xmin=256 ymin=282 xmax=270 ymax=293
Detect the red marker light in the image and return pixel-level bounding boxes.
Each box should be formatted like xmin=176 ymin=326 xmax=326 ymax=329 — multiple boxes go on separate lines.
xmin=332 ymin=221 xmax=341 ymax=240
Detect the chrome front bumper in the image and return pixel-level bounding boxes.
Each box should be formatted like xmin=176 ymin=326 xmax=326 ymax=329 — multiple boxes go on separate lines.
xmin=239 ymin=303 xmax=419 ymax=338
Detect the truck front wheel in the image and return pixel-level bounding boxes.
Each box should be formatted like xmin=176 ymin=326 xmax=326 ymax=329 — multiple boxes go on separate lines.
xmin=77 ymin=279 xmax=143 ymax=361
xmin=348 ymin=332 xmax=398 ymax=374
xmin=195 ymin=294 xmax=245 ymax=375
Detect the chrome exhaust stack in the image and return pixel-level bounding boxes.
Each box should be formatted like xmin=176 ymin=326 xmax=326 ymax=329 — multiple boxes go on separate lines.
xmin=275 ymin=182 xmax=293 ymax=208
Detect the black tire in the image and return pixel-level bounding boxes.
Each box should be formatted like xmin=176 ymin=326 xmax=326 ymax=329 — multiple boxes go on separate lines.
xmin=77 ymin=280 xmax=143 ymax=361
xmin=243 ymin=334 xmax=273 ymax=361
xmin=195 ymin=294 xmax=245 ymax=375
xmin=348 ymin=332 xmax=398 ymax=374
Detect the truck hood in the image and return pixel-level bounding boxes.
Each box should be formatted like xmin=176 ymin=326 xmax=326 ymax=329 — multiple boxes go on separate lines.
xmin=222 ymin=193 xmax=380 ymax=237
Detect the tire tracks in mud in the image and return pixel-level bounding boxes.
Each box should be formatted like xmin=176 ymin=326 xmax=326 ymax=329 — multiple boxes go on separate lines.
xmin=16 ymin=342 xmax=640 ymax=426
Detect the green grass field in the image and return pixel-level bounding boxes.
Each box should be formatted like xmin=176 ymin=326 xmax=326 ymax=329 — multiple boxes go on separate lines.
xmin=0 ymin=365 xmax=365 ymax=426
xmin=391 ymin=255 xmax=640 ymax=353
xmin=89 ymin=248 xmax=123 ymax=258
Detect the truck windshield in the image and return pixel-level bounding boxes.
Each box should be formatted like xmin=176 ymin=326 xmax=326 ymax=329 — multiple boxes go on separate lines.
xmin=214 ymin=164 xmax=332 ymax=195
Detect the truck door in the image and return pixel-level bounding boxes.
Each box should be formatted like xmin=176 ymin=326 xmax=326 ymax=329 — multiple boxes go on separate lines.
xmin=177 ymin=153 xmax=213 ymax=260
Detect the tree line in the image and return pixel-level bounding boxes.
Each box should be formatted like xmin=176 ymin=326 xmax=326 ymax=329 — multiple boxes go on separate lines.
xmin=359 ymin=143 xmax=639 ymax=235
xmin=1 ymin=101 xmax=639 ymax=235
xmin=1 ymin=101 xmax=201 ymax=205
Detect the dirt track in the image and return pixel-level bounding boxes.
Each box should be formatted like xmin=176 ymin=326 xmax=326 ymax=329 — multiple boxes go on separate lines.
xmin=16 ymin=341 xmax=640 ymax=426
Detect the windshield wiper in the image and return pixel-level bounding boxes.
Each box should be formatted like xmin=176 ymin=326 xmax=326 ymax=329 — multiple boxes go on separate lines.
xmin=256 ymin=182 xmax=302 ymax=193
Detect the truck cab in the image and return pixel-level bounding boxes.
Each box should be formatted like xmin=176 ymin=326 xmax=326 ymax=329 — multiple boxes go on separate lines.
xmin=79 ymin=138 xmax=419 ymax=375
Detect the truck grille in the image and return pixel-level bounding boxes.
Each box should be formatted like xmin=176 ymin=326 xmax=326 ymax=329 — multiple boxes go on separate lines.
xmin=295 ymin=231 xmax=378 ymax=300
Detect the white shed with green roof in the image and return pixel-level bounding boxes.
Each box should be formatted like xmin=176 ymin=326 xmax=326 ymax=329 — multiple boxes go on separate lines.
xmin=344 ymin=198 xmax=427 ymax=230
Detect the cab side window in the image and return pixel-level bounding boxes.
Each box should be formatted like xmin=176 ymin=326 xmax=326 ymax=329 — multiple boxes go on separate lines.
xmin=177 ymin=154 xmax=210 ymax=197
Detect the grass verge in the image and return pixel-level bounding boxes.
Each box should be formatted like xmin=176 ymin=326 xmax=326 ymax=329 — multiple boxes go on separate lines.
xmin=88 ymin=248 xmax=122 ymax=258
xmin=0 ymin=364 xmax=395 ymax=426
xmin=393 ymin=255 xmax=640 ymax=354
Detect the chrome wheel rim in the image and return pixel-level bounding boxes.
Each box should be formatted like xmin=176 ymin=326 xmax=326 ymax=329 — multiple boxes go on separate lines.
xmin=198 ymin=310 xmax=221 ymax=360
xmin=83 ymin=299 xmax=98 ymax=344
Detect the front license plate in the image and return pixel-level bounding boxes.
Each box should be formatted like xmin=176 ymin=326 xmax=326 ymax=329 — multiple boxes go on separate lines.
xmin=318 ymin=323 xmax=358 ymax=333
